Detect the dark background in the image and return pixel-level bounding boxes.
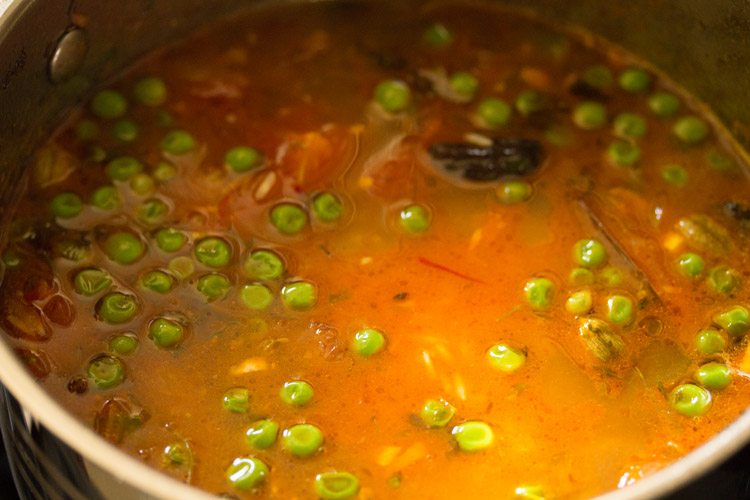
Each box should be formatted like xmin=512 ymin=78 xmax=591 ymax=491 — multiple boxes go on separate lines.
xmin=0 ymin=444 xmax=18 ymax=500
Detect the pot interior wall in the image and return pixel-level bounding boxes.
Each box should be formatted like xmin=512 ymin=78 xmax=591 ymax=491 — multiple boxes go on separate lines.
xmin=1 ymin=0 xmax=749 ymax=221
xmin=501 ymin=0 xmax=750 ymax=147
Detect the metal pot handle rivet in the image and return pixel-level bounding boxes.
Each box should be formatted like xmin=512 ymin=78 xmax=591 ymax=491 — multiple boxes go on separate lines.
xmin=48 ymin=28 xmax=87 ymax=84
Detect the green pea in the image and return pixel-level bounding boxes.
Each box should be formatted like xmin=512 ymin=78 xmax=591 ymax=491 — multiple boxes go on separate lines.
xmin=50 ymin=192 xmax=83 ymax=219
xmin=607 ymin=140 xmax=641 ymax=167
xmin=194 ymin=236 xmax=232 ymax=268
xmin=140 ymin=270 xmax=174 ymax=294
xmin=523 ymin=277 xmax=554 ymax=311
xmin=568 ymin=267 xmax=594 ymax=286
xmin=495 ymin=180 xmax=532 ymax=204
xmin=104 ymin=232 xmax=144 ymax=265
xmin=705 ymin=149 xmax=736 ymax=172
xmin=618 ymin=68 xmax=651 ymax=93
xmin=707 ymin=265 xmax=741 ymax=294
xmin=129 ymin=173 xmax=155 ymax=196
xmin=280 ymin=281 xmax=317 ymax=311
xmin=2 ymin=248 xmax=20 ymax=268
xmin=352 ymin=328 xmax=386 ymax=357
xmin=423 ymin=22 xmax=452 ymax=48
xmin=450 ymin=72 xmax=479 ymax=100
xmin=582 ymin=65 xmax=614 ymax=89
xmin=696 ymin=328 xmax=726 ymax=355
xmin=225 ymin=457 xmax=268 ymax=491
xmin=161 ymin=130 xmax=196 ymax=155
xmin=312 ymin=192 xmax=344 ymax=222
xmin=515 ymin=90 xmax=545 ymax=117
xmin=239 ymin=283 xmax=274 ymax=311
xmin=669 ymin=383 xmax=711 ymax=417
xmin=572 ymin=239 xmax=607 ymax=268
xmin=279 ymin=380 xmax=314 ymax=407
xmin=607 ymin=294 xmax=634 ymax=326
xmin=112 ymin=120 xmax=138 ymax=142
xmin=197 ymin=273 xmax=231 ymax=301
xmin=544 ymin=125 xmax=572 ymax=147
xmin=270 ymin=203 xmax=308 ymax=235
xmin=156 ymin=110 xmax=174 ymax=128
xmin=486 ymin=343 xmax=526 ymax=373
xmin=713 ymin=306 xmax=750 ymax=338
xmin=314 ymin=472 xmax=359 ymax=500
xmin=155 ymin=228 xmax=187 ymax=253
xmin=572 ymin=101 xmax=606 ymax=130
xmin=225 ymin=146 xmax=263 ymax=173
xmin=244 ymin=249 xmax=284 ymax=280
xmin=149 ymin=317 xmax=184 ymax=348
xmin=97 ymin=292 xmax=138 ymax=324
xmin=673 ymin=116 xmax=709 ymax=144
xmin=399 ymin=204 xmax=431 ymax=233
xmin=106 ymin=156 xmax=143 ymax=182
xmin=565 ymin=289 xmax=593 ymax=315
xmin=451 ymin=420 xmax=494 ymax=452
xmin=246 ymin=420 xmax=279 ymax=450
xmin=597 ymin=266 xmax=623 ymax=287
xmin=168 ymin=256 xmax=195 ymax=280
xmin=163 ymin=441 xmax=191 ymax=466
xmin=109 ymin=333 xmax=138 ymax=355
xmin=86 ymin=355 xmax=125 ymax=389
xmin=223 ymin=387 xmax=250 ymax=413
xmin=676 ymin=252 xmax=704 ymax=278
xmin=137 ymin=198 xmax=170 ymax=226
xmin=87 ymin=145 xmax=107 ymax=162
xmin=648 ymin=91 xmax=680 ymax=117
xmin=374 ymin=80 xmax=411 ymax=113
xmin=133 ymin=76 xmax=167 ymax=106
xmin=73 ymin=268 xmax=112 ymax=296
xmin=613 ymin=112 xmax=647 ymax=138
xmin=90 ymin=186 xmax=121 ymax=211
xmin=91 ymin=89 xmax=128 ymax=119
xmin=478 ymin=98 xmax=511 ymax=128
xmin=282 ymin=424 xmax=324 ymax=457
xmin=661 ymin=165 xmax=688 ymax=187
xmin=245 ymin=318 xmax=269 ymax=335
xmin=153 ymin=161 xmax=178 ymax=182
xmin=386 ymin=475 xmax=400 ymax=490
xmin=419 ymin=399 xmax=455 ymax=428
xmin=75 ymin=120 xmax=99 ymax=142
xmin=695 ymin=362 xmax=731 ymax=390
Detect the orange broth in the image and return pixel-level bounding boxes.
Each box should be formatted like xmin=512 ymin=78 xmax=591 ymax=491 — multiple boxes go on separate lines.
xmin=2 ymin=1 xmax=750 ymax=498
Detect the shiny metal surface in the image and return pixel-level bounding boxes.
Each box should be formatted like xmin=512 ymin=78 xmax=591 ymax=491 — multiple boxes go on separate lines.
xmin=0 ymin=389 xmax=100 ymax=500
xmin=48 ymin=28 xmax=87 ymax=84
xmin=0 ymin=1 xmax=749 ymax=499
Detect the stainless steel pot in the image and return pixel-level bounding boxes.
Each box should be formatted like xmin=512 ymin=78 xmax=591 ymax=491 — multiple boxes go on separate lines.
xmin=1 ymin=1 xmax=749 ymax=498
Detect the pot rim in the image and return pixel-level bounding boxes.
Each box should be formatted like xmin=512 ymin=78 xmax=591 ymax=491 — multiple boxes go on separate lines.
xmin=0 ymin=6 xmax=212 ymax=499
xmin=4 ymin=319 xmax=749 ymax=500
xmin=596 ymin=405 xmax=750 ymax=499
xmin=1 ymin=0 xmax=749 ymax=498
xmin=0 ymin=341 xmax=215 ymax=499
